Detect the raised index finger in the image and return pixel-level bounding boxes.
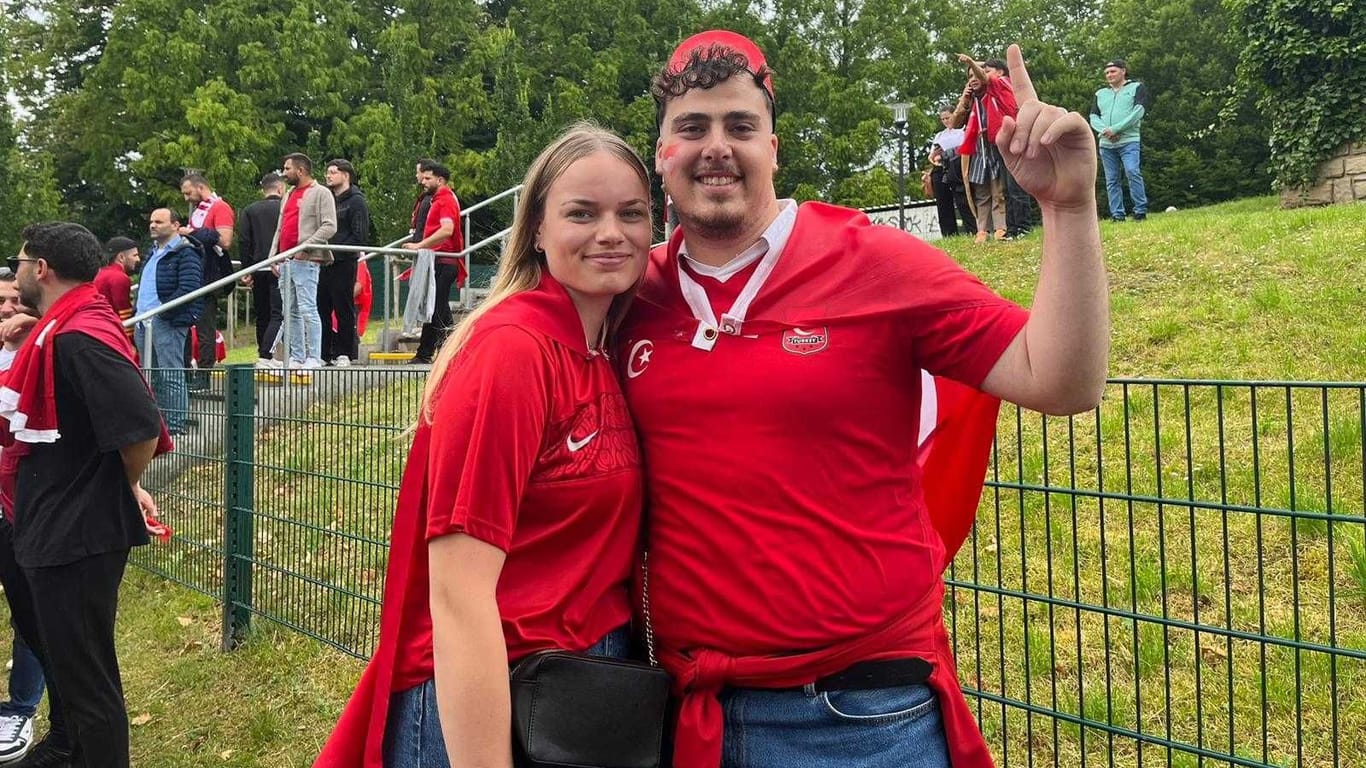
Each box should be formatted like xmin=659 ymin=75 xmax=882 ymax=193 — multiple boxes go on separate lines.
xmin=1007 ymin=44 xmax=1038 ymax=104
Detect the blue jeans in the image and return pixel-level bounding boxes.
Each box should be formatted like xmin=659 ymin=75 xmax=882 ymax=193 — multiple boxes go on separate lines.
xmin=0 ymin=629 xmax=45 ymax=718
xmin=1100 ymin=142 xmax=1147 ymax=218
xmin=135 ymin=318 xmax=189 ymax=434
xmin=718 ymin=683 xmax=950 ymax=768
xmin=382 ymin=626 xmax=632 ymax=768
xmin=282 ymin=260 xmax=322 ymax=363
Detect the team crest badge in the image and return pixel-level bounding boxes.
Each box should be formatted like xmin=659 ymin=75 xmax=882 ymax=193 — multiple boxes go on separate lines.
xmin=781 ymin=327 xmax=829 ymax=356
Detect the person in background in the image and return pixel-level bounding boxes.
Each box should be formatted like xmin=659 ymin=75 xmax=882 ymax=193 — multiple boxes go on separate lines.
xmin=267 ymin=153 xmax=338 ymax=375
xmin=1090 ymin=58 xmax=1151 ymax=222
xmin=239 ymin=173 xmax=286 ymax=368
xmin=0 ymin=269 xmax=44 ymax=766
xmin=322 ymin=159 xmax=371 ymax=367
xmin=952 ymin=55 xmax=1017 ymax=243
xmin=402 ymin=160 xmax=465 ymax=365
xmin=135 ymin=209 xmax=203 ymax=436
xmin=94 ymin=236 xmax=138 ymax=342
xmin=178 ymin=174 xmax=234 ymax=390
xmin=929 ymin=109 xmax=977 ymax=237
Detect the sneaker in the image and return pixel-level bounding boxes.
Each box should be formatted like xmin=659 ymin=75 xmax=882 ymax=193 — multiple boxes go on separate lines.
xmin=1133 ymin=212 xmax=1147 ymax=221
xmin=994 ymin=229 xmax=1007 ymax=241
xmin=334 ymin=355 xmax=351 ymax=368
xmin=973 ymin=231 xmax=988 ymax=244
xmin=0 ymin=714 xmax=33 ymax=763
xmin=5 ymin=737 xmax=70 ymax=767
xmin=303 ymin=358 xmax=324 ymax=369
xmin=1111 ymin=216 xmax=1125 ymax=222
xmin=255 ymin=357 xmax=282 ymax=370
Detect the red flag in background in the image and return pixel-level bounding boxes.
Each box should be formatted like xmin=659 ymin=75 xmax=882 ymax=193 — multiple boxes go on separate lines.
xmin=916 ymin=370 xmax=1002 ymax=566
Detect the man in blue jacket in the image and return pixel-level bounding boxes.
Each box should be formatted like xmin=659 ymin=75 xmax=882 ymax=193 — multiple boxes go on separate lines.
xmin=134 ymin=208 xmax=203 ymax=435
xmin=1090 ymin=58 xmax=1151 ymax=221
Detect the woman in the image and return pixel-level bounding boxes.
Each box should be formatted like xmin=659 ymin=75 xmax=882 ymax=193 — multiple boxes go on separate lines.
xmin=315 ymin=124 xmax=654 ymax=768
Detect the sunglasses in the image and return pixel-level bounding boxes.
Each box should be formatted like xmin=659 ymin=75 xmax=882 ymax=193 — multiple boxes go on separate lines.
xmin=6 ymin=257 xmax=37 ymax=273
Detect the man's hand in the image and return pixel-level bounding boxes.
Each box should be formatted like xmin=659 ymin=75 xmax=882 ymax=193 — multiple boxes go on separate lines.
xmin=402 ymin=242 xmax=421 ymax=251
xmin=0 ymin=314 xmax=37 ymax=344
xmin=1101 ymin=129 xmax=1115 ymax=140
xmin=178 ymin=226 xmax=194 ymax=237
xmin=956 ymin=53 xmax=973 ymax=65
xmin=995 ymin=44 xmax=1097 ymax=212
xmin=133 ymin=483 xmax=157 ymax=523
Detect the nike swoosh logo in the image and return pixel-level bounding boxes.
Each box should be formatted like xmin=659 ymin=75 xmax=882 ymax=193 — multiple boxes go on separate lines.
xmin=566 ymin=431 xmax=599 ymax=452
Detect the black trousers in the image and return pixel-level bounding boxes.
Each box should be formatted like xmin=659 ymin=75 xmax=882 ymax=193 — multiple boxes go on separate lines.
xmin=414 ymin=262 xmax=459 ymax=361
xmin=0 ymin=521 xmax=69 ymax=752
xmin=931 ymin=168 xmax=977 ymax=237
xmin=1004 ymin=168 xmax=1035 ymax=237
xmin=318 ymin=260 xmax=359 ymax=362
xmin=251 ymin=271 xmax=284 ymax=359
xmin=187 ymin=294 xmax=218 ymax=371
xmin=24 ymin=550 xmax=131 ymax=768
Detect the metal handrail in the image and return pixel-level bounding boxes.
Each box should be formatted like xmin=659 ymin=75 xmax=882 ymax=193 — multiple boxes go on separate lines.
xmin=129 ymin=183 xmax=522 ymax=365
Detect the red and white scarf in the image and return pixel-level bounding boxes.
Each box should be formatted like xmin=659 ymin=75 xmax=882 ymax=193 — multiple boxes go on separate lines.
xmin=190 ymin=194 xmax=220 ymax=229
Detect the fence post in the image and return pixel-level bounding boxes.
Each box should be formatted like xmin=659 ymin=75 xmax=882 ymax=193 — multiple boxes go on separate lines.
xmin=221 ymin=364 xmax=256 ymax=650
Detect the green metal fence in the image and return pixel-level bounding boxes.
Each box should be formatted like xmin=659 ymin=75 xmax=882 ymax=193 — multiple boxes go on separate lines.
xmin=133 ymin=370 xmax=1366 ymax=767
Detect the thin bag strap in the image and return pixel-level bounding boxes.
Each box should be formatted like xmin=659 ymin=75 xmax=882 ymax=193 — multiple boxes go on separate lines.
xmin=642 ymin=550 xmax=657 ymax=667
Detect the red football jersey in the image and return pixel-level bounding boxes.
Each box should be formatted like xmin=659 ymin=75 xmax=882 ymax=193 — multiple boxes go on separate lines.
xmin=317 ymin=274 xmax=642 ymax=768
xmin=622 ymin=202 xmax=1027 ymax=656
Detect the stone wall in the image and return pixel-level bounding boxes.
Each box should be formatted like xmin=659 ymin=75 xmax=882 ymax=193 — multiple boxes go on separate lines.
xmin=1281 ymin=141 xmax=1366 ymax=207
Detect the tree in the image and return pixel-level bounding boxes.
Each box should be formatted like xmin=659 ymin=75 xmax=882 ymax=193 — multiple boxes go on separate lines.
xmin=1227 ymin=0 xmax=1366 ymax=191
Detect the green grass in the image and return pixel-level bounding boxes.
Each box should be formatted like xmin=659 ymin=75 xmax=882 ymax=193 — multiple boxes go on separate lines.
xmin=26 ymin=196 xmax=1364 ymax=766
xmin=939 ymin=198 xmax=1366 ymax=767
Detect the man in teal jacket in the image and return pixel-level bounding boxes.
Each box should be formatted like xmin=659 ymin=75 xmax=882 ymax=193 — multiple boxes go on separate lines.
xmin=1090 ymin=58 xmax=1150 ymax=221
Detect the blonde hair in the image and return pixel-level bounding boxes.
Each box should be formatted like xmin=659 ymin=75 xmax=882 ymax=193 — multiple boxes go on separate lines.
xmin=419 ymin=123 xmax=653 ymax=420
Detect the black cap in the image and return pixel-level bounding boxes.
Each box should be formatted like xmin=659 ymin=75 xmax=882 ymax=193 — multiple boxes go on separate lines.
xmin=104 ymin=236 xmax=138 ymax=256
xmin=1104 ymin=59 xmax=1128 ymax=71
xmin=259 ymin=171 xmax=283 ymax=188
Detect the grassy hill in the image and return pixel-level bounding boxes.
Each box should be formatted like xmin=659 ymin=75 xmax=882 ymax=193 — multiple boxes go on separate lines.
xmin=945 ymin=196 xmax=1366 ymax=381
xmin=5 ymin=196 xmax=1362 ymax=767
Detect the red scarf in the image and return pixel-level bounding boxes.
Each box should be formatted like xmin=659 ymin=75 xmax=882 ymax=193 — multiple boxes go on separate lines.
xmin=0 ymin=284 xmax=174 ymax=517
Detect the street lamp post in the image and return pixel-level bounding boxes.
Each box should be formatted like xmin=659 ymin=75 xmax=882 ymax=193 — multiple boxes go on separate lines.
xmin=887 ymin=102 xmax=911 ymax=231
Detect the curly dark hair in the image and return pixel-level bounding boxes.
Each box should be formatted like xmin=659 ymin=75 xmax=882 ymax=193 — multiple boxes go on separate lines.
xmin=651 ymin=44 xmax=775 ymax=128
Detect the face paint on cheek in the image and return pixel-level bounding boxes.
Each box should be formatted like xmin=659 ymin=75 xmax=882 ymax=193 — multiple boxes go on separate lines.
xmin=659 ymin=142 xmax=681 ymax=174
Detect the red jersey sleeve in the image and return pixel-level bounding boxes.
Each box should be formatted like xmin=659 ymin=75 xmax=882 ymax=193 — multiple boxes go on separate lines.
xmin=423 ymin=326 xmax=551 ymax=550
xmin=205 ymin=199 xmax=235 ymax=230
xmin=899 ymin=245 xmax=1029 ymax=387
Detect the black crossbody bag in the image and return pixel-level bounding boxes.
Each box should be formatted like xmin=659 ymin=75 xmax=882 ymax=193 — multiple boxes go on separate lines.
xmin=509 ymin=553 xmax=670 ymax=768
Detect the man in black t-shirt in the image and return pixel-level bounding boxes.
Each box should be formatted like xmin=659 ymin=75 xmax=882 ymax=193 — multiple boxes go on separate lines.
xmin=5 ymin=222 xmax=165 ymax=768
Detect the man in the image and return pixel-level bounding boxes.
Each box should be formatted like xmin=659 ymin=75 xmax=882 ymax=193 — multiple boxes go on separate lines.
xmin=929 ymin=108 xmax=977 ymax=237
xmin=402 ymin=159 xmax=463 ymax=365
xmin=2 ymin=222 xmax=169 ymax=768
xmin=1090 ymin=58 xmax=1151 ymax=221
xmin=93 ymin=237 xmax=138 ymax=343
xmin=322 ymin=159 xmax=370 ymax=366
xmin=409 ymin=161 xmax=433 ymax=246
xmin=178 ymin=174 xmax=234 ymax=389
xmin=623 ymin=32 xmax=1107 ymax=768
xmin=952 ymin=55 xmax=1017 ymax=242
xmin=136 ymin=209 xmax=203 ymax=435
xmin=239 ymin=173 xmax=285 ymax=368
xmin=0 ymin=270 xmax=44 ymax=766
xmin=267 ymin=153 xmax=337 ymax=373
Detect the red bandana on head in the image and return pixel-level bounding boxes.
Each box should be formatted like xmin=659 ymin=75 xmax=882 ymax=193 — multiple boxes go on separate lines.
xmin=666 ymin=30 xmax=774 ymax=99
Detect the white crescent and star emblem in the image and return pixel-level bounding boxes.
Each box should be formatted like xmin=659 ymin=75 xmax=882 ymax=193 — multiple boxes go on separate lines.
xmin=627 ymin=339 xmax=654 ymax=378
